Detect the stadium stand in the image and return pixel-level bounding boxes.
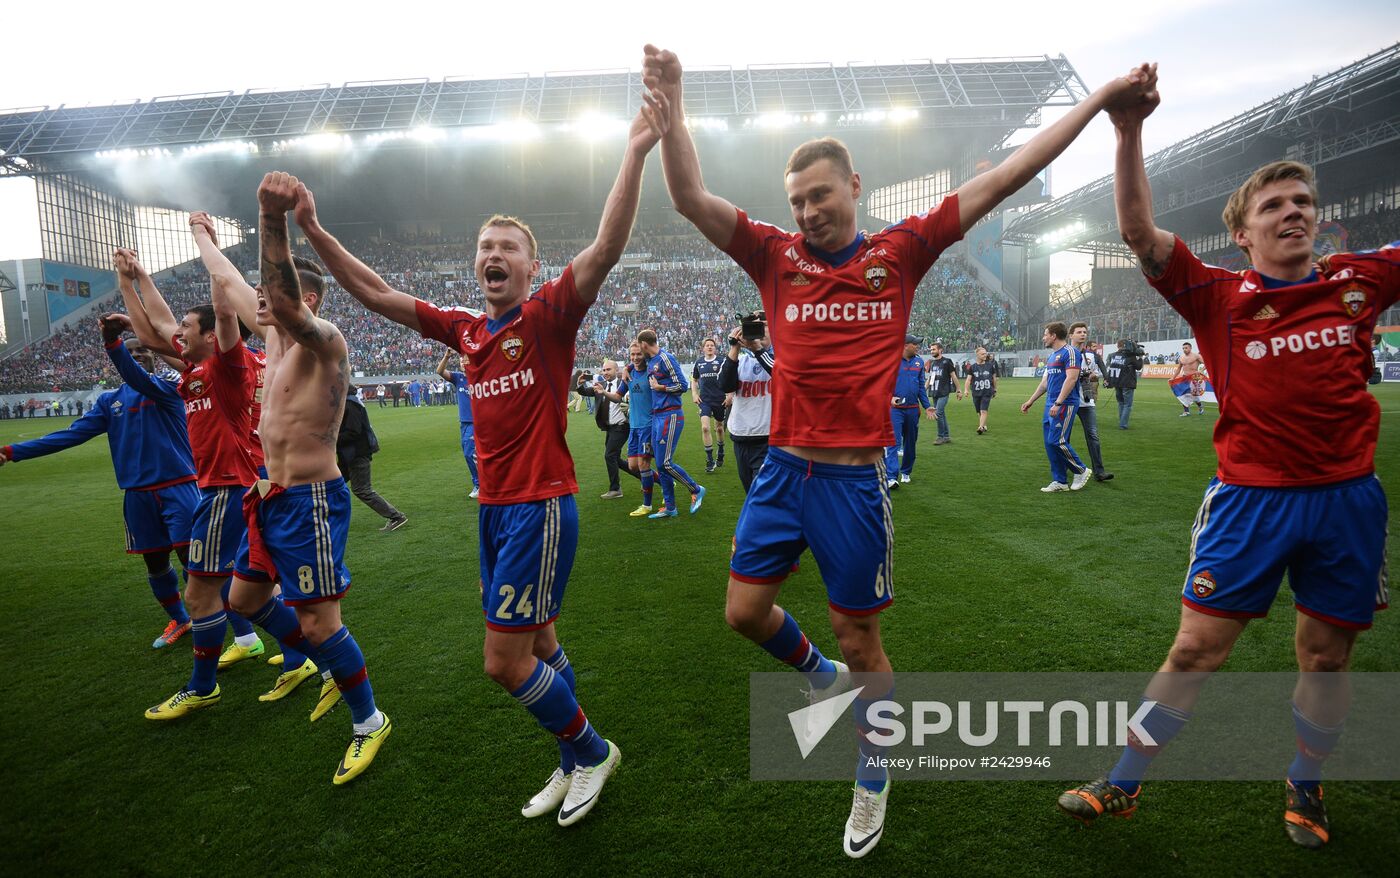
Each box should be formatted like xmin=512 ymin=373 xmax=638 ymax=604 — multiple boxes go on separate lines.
xmin=0 ymin=226 xmax=1013 ymax=391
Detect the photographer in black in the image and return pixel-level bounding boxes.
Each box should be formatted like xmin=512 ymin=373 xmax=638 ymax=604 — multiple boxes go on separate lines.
xmin=576 ymin=362 xmax=633 ymax=499
xmin=718 ymin=311 xmax=775 ymax=492
xmin=1105 ymin=338 xmax=1146 ymax=429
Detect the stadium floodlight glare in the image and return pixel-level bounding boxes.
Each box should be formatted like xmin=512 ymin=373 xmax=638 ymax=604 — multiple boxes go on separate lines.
xmin=301 ymin=133 xmax=351 ymax=153
xmin=367 ymin=130 xmax=408 ymax=145
xmin=755 ymin=113 xmax=798 ymax=129
xmin=410 ymin=126 xmax=445 ymax=143
xmin=569 ymin=113 xmax=628 ymax=140
xmin=181 ymin=140 xmax=258 ymax=158
xmin=686 ymin=116 xmax=730 ymax=132
xmin=890 ymin=108 xmax=919 ymax=123
xmin=463 ymin=120 xmax=543 ymax=142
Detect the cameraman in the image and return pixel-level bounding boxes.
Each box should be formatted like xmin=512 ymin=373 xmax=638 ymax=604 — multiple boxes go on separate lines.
xmin=1105 ymin=338 xmax=1145 ymax=429
xmin=718 ymin=312 xmax=774 ymax=492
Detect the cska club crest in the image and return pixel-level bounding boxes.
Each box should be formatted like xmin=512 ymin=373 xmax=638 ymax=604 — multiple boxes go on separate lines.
xmin=1191 ymin=570 xmax=1216 ymax=598
xmin=501 ymin=332 xmax=524 ymax=362
xmin=864 ymin=262 xmax=889 ymax=293
xmin=1339 ymin=285 xmax=1367 ymax=317
xmin=186 ymin=379 xmax=206 ymax=397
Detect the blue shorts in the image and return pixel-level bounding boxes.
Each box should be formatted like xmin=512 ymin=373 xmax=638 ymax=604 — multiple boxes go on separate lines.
xmin=187 ymin=485 xmax=246 ymax=579
xmin=123 ymin=479 xmax=199 ymax=555
xmin=698 ymin=399 xmax=727 ymax=419
xmin=1184 ymin=475 xmax=1390 ymax=629
xmin=972 ymin=394 xmax=992 ymax=413
xmin=479 ymin=495 xmax=578 ymax=632
xmin=627 ymin=426 xmax=652 ymax=458
xmin=652 ymin=410 xmax=684 ymax=466
xmin=235 ymin=479 xmax=352 ymax=604
xmin=730 ymin=447 xmax=894 ymax=615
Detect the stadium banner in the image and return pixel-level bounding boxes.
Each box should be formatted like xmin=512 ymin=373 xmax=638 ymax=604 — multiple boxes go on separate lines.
xmin=965 ymin=213 xmax=1003 ymax=282
xmin=1140 ymin=364 xmax=1180 ymax=379
xmin=1012 ymin=367 xmax=1038 ymax=378
xmin=42 ymin=262 xmax=116 ymax=324
xmin=750 ymin=672 xmax=1400 ymax=781
xmin=1382 ymin=362 xmax=1400 ymax=382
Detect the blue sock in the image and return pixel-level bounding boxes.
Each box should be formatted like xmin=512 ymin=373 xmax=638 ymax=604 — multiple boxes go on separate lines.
xmin=510 ymin=659 xmax=609 ymax=767
xmin=187 ymin=611 xmax=227 ymax=695
xmin=856 ymin=690 xmax=893 ymax=793
xmin=247 ymin=597 xmax=318 ymax=670
xmin=318 ymin=626 xmax=377 ymax=723
xmin=148 ymin=567 xmax=189 ymax=624
xmin=1108 ymin=701 xmax=1191 ymax=794
xmin=758 ymin=611 xmax=836 ymax=689
xmin=640 ymin=469 xmax=654 ymax=507
xmin=1289 ymin=703 xmax=1344 ymax=791
xmin=546 ymin=646 xmax=578 ymax=773
xmin=220 ymin=579 xmax=256 ymax=638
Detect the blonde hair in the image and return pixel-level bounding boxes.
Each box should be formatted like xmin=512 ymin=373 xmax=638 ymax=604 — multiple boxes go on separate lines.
xmin=1222 ymin=161 xmax=1319 ymax=256
xmin=478 ymin=214 xmax=538 ymax=259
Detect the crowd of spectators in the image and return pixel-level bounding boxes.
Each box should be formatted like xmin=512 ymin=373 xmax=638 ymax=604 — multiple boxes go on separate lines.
xmin=0 ymin=224 xmax=1017 ymax=393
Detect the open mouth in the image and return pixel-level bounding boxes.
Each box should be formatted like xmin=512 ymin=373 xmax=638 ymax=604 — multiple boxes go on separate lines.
xmin=483 ymin=265 xmax=509 ymax=288
xmin=1279 ymin=227 xmax=1307 ymax=239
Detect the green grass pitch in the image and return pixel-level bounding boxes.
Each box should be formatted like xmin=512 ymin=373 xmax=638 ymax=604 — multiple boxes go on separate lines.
xmin=2 ymin=378 xmax=1396 ymax=876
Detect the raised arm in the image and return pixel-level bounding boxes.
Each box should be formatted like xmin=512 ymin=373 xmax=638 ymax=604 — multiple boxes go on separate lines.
xmin=955 ymin=64 xmax=1159 ymax=236
xmin=112 ymin=249 xmax=180 ymax=356
xmin=435 ymin=350 xmax=455 ymax=381
xmin=644 ymin=44 xmax=741 ymax=250
xmin=257 ymin=173 xmax=347 ymax=362
xmin=1109 ymin=64 xmax=1175 ymax=277
xmin=189 ymin=211 xmax=263 ymax=340
xmin=572 ymin=88 xmax=669 ymax=304
xmin=100 ymin=314 xmax=176 ymax=402
xmin=294 ymin=181 xmax=422 ymax=331
xmin=132 ymin=254 xmax=183 ymax=348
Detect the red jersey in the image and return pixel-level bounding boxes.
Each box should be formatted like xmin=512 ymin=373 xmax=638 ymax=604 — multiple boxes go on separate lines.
xmin=1148 ymin=237 xmax=1399 ymax=487
xmin=722 ymin=195 xmax=963 ymax=447
xmin=415 ymin=264 xmax=588 ymax=504
xmin=174 ymin=335 xmax=259 ymax=488
xmin=248 ymin=347 xmax=266 ymax=470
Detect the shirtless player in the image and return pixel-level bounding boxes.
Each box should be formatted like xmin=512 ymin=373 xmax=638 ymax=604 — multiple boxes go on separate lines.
xmin=1172 ymin=341 xmax=1206 ymax=415
xmin=225 ymin=174 xmax=390 ymax=784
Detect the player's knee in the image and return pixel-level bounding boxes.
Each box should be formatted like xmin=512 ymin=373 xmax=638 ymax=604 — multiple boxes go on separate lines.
xmin=1296 ymin=643 xmax=1351 ymax=673
xmin=724 ymin=601 xmax=767 ymax=640
xmin=1164 ymin=633 xmax=1229 ymax=673
xmin=483 ymin=650 xmax=531 ymax=690
xmin=297 ymin=613 xmax=336 ymax=646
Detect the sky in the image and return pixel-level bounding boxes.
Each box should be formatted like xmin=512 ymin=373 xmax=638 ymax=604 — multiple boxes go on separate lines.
xmin=2 ymin=0 xmax=1397 ymax=283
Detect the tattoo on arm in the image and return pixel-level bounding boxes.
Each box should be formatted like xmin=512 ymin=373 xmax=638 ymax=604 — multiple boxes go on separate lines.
xmin=1140 ymin=251 xmax=1169 ymax=278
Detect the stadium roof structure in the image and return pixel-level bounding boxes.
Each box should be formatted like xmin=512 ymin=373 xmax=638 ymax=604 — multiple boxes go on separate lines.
xmin=1003 ymin=42 xmax=1400 ymax=260
xmin=0 ymin=57 xmax=1087 ymax=167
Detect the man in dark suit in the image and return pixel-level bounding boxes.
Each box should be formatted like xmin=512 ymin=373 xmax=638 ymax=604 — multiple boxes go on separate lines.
xmin=576 ymin=360 xmax=631 ymax=499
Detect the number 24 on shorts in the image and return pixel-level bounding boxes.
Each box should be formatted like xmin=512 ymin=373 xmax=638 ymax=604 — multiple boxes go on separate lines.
xmin=495 ymin=583 xmax=537 ymax=620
